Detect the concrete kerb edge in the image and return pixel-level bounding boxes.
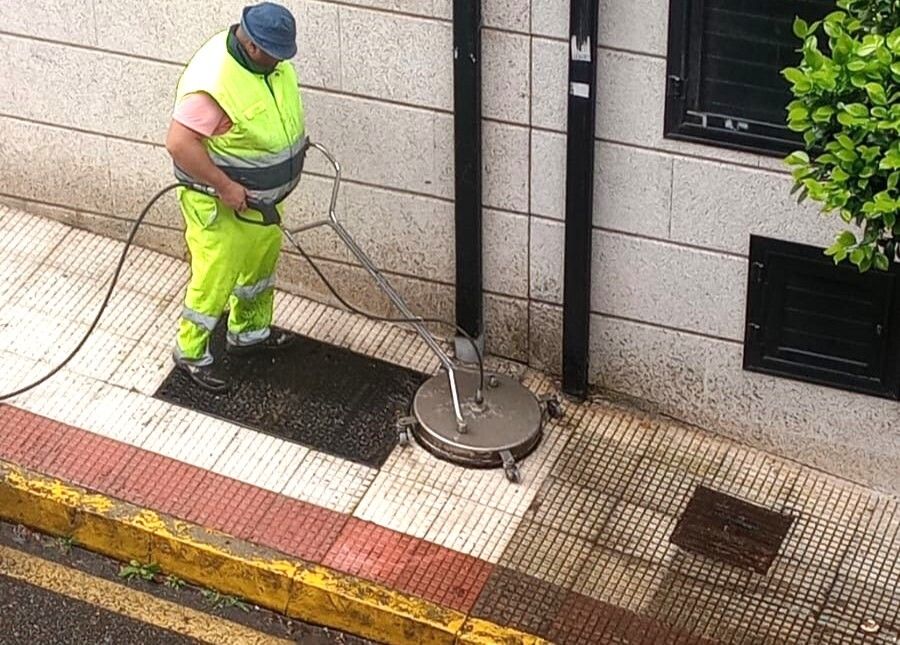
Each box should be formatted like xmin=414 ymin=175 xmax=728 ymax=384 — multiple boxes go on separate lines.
xmin=0 ymin=459 xmax=548 ymax=645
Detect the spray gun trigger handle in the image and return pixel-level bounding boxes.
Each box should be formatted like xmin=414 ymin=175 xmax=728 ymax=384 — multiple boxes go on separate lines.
xmin=243 ymin=199 xmax=282 ymax=226
xmin=181 ymin=180 xmax=279 ymax=226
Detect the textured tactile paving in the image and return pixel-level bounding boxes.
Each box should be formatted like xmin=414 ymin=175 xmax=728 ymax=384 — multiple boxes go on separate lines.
xmin=322 ymin=518 xmax=416 ymax=584
xmin=498 ymin=519 xmax=594 ymax=588
xmin=523 ymin=476 xmax=616 ymax=542
xmin=549 ymin=590 xmax=718 ymax=645
xmin=472 ymin=566 xmax=567 ymax=638
xmin=248 ymin=494 xmax=347 ymax=561
xmin=41 ymin=429 xmax=138 ymax=492
xmin=155 ymin=322 xmax=426 ymax=468
xmin=111 ymin=449 xmax=205 ymax=513
xmin=396 ymin=540 xmax=494 ymax=612
xmin=0 ymin=405 xmax=65 ymax=468
xmin=189 ymin=473 xmax=280 ymax=538
xmin=323 ymin=518 xmax=421 ymax=586
xmin=323 ymin=516 xmax=492 ymax=610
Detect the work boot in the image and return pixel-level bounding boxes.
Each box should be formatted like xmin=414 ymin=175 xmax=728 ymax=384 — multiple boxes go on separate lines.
xmin=176 ymin=362 xmax=230 ymax=394
xmin=227 ymin=329 xmax=294 ymax=356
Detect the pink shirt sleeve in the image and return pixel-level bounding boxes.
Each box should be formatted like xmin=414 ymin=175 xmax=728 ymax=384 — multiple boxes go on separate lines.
xmin=172 ymin=92 xmax=233 ymax=137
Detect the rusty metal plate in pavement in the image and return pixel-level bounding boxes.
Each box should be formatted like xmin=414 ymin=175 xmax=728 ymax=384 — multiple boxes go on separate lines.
xmin=670 ymin=486 xmax=794 ymax=575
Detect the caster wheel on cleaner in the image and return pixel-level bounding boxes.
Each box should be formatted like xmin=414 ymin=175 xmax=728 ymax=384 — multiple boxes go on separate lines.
xmin=504 ymin=465 xmax=521 ymax=484
xmin=546 ymin=396 xmax=563 ymax=420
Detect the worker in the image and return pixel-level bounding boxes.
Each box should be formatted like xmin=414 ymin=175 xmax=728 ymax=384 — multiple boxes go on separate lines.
xmin=165 ymin=2 xmax=306 ymax=392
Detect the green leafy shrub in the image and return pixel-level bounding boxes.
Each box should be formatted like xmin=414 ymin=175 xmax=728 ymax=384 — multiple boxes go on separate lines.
xmin=784 ymin=0 xmax=900 ymax=271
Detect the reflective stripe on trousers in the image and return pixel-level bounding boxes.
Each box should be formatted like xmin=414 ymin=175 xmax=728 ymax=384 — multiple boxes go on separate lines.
xmin=180 ymin=306 xmax=219 ymax=331
xmin=173 ymin=345 xmax=213 ymax=367
xmin=226 ymin=327 xmax=271 ymax=347
xmin=232 ymin=274 xmax=275 ymax=301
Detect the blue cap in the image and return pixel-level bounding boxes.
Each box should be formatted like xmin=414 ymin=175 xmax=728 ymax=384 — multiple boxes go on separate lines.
xmin=240 ymin=2 xmax=297 ymax=60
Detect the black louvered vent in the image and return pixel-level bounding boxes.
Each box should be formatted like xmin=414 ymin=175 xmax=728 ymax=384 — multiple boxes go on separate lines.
xmin=744 ymin=237 xmax=900 ymax=399
xmin=666 ymin=0 xmax=833 ymax=155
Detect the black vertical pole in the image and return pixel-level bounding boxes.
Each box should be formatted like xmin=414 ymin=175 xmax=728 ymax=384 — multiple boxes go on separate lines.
xmin=562 ymin=0 xmax=599 ymax=398
xmin=453 ymin=0 xmax=483 ymax=356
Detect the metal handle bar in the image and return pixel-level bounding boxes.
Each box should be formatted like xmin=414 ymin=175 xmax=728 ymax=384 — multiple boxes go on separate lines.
xmin=284 ymin=142 xmax=468 ymax=431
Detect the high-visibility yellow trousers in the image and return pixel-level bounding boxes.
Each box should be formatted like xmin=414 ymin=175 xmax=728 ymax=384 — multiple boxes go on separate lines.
xmin=174 ymin=188 xmax=283 ymax=365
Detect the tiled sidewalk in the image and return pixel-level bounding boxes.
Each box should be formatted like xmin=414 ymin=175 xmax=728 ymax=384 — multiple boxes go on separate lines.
xmin=0 ymin=203 xmax=897 ymax=644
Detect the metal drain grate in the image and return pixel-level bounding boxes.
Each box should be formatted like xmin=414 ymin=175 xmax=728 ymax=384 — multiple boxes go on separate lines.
xmin=155 ymin=323 xmax=426 ymax=468
xmin=670 ymin=486 xmax=794 ymax=575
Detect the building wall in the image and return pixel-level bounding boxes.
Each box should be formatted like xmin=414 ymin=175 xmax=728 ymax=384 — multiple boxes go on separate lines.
xmin=1 ymin=0 xmax=897 ymax=492
xmin=0 ymin=0 xmax=538 ymax=364
xmin=525 ymin=2 xmax=899 ymax=493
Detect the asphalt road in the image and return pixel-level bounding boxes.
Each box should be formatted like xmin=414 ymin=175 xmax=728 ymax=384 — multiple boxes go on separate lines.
xmin=0 ymin=521 xmax=376 ymax=645
xmin=0 ymin=573 xmax=197 ymax=645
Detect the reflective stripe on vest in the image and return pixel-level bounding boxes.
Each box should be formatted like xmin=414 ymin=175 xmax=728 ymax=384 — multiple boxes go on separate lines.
xmin=174 ymin=136 xmax=307 ymax=205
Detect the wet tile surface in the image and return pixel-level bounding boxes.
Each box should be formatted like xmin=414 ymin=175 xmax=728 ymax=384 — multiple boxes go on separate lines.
xmin=396 ymin=541 xmax=494 ymax=612
xmin=549 ymin=590 xmax=717 ymax=645
xmin=155 ymin=322 xmax=427 ymax=468
xmin=472 ymin=566 xmax=566 ymax=638
xmin=322 ymin=516 xmax=493 ymax=612
xmin=523 ymin=476 xmax=616 ymax=541
xmin=498 ymin=519 xmax=594 ymax=588
xmin=249 ymin=495 xmax=348 ymax=562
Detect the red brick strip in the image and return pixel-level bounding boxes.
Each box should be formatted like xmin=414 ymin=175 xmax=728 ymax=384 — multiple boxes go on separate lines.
xmin=0 ymin=403 xmax=490 ymax=612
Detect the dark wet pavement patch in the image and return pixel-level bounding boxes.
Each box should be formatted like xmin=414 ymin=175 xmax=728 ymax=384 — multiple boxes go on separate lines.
xmin=155 ymin=323 xmax=427 ymax=468
xmin=670 ymin=486 xmax=795 ymax=575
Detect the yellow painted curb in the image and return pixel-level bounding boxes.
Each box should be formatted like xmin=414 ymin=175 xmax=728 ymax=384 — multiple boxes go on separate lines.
xmin=0 ymin=460 xmax=547 ymax=644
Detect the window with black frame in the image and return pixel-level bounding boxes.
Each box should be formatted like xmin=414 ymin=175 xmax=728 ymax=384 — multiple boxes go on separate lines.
xmin=665 ymin=0 xmax=835 ymax=155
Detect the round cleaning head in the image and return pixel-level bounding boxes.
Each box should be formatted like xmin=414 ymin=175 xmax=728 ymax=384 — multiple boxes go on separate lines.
xmin=409 ymin=369 xmax=546 ymax=479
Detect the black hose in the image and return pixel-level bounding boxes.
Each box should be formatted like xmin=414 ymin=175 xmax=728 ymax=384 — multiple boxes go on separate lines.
xmin=0 ymin=183 xmax=183 ymax=401
xmin=1 ymin=183 xmax=485 ymax=400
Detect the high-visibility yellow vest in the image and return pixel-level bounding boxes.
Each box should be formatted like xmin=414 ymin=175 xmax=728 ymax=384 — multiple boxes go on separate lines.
xmin=173 ymin=30 xmax=306 ymax=205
